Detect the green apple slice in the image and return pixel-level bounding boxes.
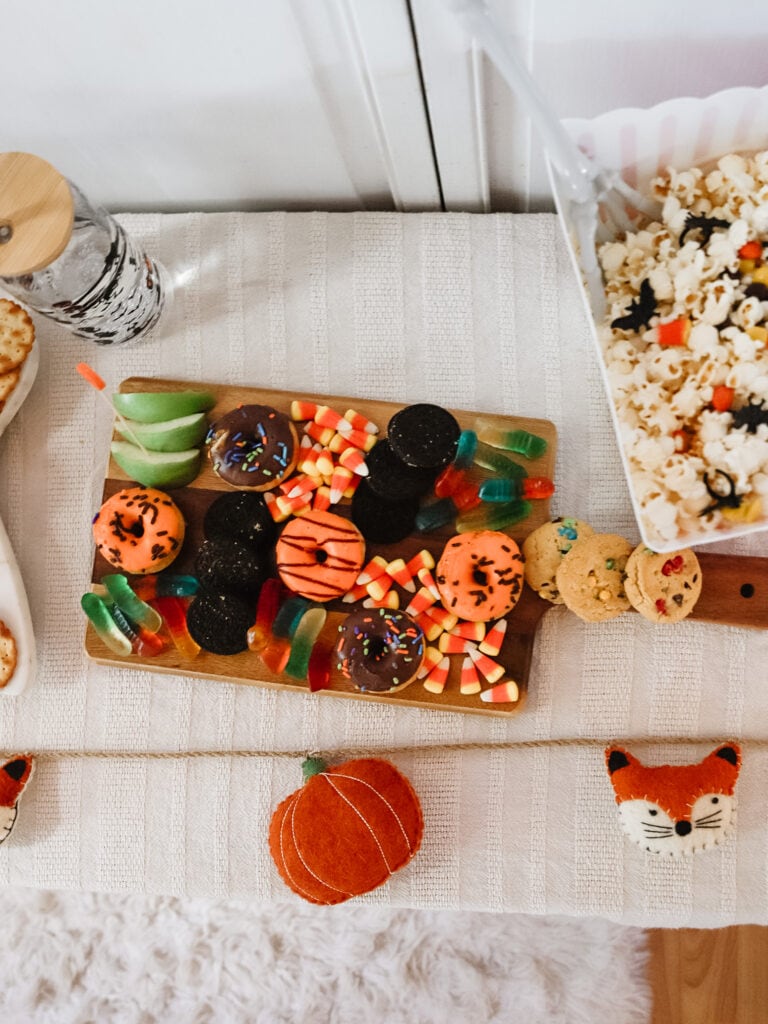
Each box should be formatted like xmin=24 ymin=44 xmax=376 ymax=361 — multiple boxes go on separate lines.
xmin=115 ymin=411 xmax=209 ymax=452
xmin=110 ymin=440 xmax=201 ymax=489
xmin=112 ymin=390 xmax=216 ymax=424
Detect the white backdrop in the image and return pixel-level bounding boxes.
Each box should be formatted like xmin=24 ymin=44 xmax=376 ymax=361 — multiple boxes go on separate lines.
xmin=2 ymin=0 xmax=765 ymax=213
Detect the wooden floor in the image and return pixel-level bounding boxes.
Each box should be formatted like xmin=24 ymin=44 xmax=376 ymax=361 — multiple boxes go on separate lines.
xmin=648 ymin=925 xmax=768 ymax=1023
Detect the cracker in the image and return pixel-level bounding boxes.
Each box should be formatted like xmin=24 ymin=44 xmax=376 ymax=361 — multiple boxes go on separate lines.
xmin=0 ymin=620 xmax=18 ymax=688
xmin=0 ymin=300 xmax=35 ymax=374
xmin=0 ymin=368 xmax=20 ymax=411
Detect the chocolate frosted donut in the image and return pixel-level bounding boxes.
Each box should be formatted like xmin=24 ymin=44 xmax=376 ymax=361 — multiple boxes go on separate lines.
xmin=336 ymin=608 xmax=425 ymax=693
xmin=206 ymin=404 xmax=298 ymax=491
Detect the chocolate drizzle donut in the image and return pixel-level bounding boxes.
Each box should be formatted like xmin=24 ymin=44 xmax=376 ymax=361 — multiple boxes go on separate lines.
xmin=336 ymin=608 xmax=425 ymax=692
xmin=206 ymin=404 xmax=298 ymax=491
xmin=275 ymin=509 xmax=365 ymax=602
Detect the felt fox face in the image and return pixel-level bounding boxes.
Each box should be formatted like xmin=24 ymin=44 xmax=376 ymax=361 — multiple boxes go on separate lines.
xmin=0 ymin=756 xmax=33 ymax=844
xmin=605 ymin=745 xmax=741 ymax=856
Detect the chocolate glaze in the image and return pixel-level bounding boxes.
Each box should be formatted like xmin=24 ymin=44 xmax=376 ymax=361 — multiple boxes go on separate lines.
xmin=336 ymin=608 xmax=425 ymax=693
xmin=206 ymin=404 xmax=298 ymax=491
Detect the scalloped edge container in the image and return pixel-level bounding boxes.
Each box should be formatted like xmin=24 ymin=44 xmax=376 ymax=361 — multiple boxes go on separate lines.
xmin=547 ymin=84 xmax=768 ymax=552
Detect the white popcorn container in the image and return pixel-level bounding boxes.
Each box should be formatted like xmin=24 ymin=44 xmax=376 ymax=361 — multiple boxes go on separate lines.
xmin=547 ymin=84 xmax=768 ymax=552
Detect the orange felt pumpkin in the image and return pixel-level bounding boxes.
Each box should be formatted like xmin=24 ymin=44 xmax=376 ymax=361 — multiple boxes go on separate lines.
xmin=269 ymin=756 xmax=423 ymax=905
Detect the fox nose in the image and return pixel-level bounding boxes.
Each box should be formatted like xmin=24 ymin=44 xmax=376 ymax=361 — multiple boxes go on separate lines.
xmin=675 ymin=820 xmax=692 ymax=836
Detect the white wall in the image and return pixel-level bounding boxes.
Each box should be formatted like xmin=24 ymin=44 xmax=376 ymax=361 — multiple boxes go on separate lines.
xmin=3 ymin=0 xmax=767 ymax=213
xmin=2 ymin=0 xmax=439 ymax=212
xmin=415 ymin=0 xmax=768 ymax=211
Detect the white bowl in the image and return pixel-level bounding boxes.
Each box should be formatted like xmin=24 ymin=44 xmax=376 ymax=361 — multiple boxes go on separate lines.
xmin=547 ymin=85 xmax=768 ymax=552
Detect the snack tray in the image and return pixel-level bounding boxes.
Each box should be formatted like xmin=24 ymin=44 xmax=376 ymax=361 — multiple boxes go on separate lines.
xmin=85 ymin=378 xmax=558 ymax=717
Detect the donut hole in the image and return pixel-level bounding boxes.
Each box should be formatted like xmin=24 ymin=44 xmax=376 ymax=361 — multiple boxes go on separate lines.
xmin=315 ymin=548 xmax=328 ymax=565
xmin=128 ymin=519 xmax=145 ymax=539
xmin=366 ymin=636 xmax=390 ymax=663
xmin=472 ymin=568 xmax=489 ymax=586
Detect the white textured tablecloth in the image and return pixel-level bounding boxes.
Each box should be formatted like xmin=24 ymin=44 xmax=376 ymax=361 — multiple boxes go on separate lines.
xmin=1 ymin=211 xmax=767 ymax=928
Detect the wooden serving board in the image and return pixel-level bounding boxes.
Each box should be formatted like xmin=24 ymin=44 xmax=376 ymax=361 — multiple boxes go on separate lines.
xmin=86 ymin=379 xmax=768 ymax=716
xmin=85 ymin=377 xmax=558 ymax=716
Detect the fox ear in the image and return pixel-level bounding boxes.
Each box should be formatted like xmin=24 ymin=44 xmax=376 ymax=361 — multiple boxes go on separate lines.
xmin=714 ymin=745 xmax=741 ymax=767
xmin=606 ymin=747 xmax=635 ymax=774
xmin=0 ymin=755 xmax=33 ymax=807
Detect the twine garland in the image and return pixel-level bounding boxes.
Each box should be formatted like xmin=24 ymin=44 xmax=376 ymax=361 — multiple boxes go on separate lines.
xmin=3 ymin=736 xmax=754 ymax=763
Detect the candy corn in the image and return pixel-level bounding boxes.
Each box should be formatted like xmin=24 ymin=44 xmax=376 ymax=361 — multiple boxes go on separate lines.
xmin=416 ymin=567 xmax=441 ymax=601
xmin=468 ymin=646 xmax=505 ymax=684
xmin=438 ymin=632 xmax=476 ymax=655
xmin=479 ymin=680 xmax=520 ymax=704
xmin=405 ymin=587 xmax=439 ymax=617
xmin=291 ymin=399 xmax=319 ymax=421
xmin=386 ymin=558 xmax=415 ymax=591
xmin=338 ymin=446 xmax=368 ymax=476
xmin=329 ymin=465 xmax=354 ymax=504
xmin=417 ymin=646 xmax=443 ymax=679
xmin=313 ymin=485 xmax=332 ymax=512
xmin=450 ymin=620 xmax=486 ymax=643
xmin=363 ymin=590 xmax=399 ymax=609
xmin=366 ymin=571 xmax=395 ymax=602
xmin=357 ymin=555 xmax=389 ymax=586
xmin=304 ymin=421 xmax=334 ymax=446
xmin=314 ymin=404 xmax=352 ymax=434
xmin=478 ymin=618 xmax=507 ymax=657
xmin=344 ymin=409 xmax=378 ymax=434
xmin=422 ymin=655 xmax=450 ymax=694
xmin=459 ymin=656 xmax=482 ymax=695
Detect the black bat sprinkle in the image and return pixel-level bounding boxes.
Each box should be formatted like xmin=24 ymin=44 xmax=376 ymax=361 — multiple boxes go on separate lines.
xmin=679 ymin=212 xmax=731 ymax=246
xmin=610 ymin=278 xmax=657 ymax=332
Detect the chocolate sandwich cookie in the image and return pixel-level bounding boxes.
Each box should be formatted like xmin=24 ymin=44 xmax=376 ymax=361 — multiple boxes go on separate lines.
xmin=194 ymin=538 xmax=271 ymax=598
xmin=350 ymin=479 xmax=419 ymax=545
xmin=186 ymin=589 xmax=254 ymax=655
xmin=203 ymin=491 xmax=277 ymax=549
xmin=555 ymin=533 xmax=632 ymax=623
xmin=623 ymin=544 xmax=702 ymax=624
xmin=387 ymin=403 xmax=460 ymax=470
xmin=206 ymin=404 xmax=298 ymax=491
xmin=364 ymin=438 xmax=438 ymax=502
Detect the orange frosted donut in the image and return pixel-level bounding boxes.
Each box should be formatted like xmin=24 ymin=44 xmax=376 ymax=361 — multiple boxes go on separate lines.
xmin=436 ymin=530 xmax=524 ymax=622
xmin=93 ymin=486 xmax=185 ymax=574
xmin=276 ymin=509 xmax=365 ymax=602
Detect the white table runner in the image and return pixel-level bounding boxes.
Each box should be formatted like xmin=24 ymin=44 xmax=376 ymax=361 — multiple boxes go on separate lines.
xmin=0 ymin=211 xmax=766 ymax=927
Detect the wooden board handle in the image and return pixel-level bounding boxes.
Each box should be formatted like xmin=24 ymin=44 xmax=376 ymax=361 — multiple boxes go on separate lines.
xmin=690 ymin=553 xmax=768 ymax=630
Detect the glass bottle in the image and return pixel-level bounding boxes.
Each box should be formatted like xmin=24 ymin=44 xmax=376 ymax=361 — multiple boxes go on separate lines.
xmin=0 ymin=152 xmax=164 ymax=345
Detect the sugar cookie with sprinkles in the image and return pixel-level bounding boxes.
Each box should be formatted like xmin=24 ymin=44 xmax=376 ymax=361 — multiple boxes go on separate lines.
xmin=206 ymin=404 xmax=298 ymax=491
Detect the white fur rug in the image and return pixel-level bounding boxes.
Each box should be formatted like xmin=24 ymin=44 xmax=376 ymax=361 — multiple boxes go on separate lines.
xmin=0 ymin=888 xmax=651 ymax=1023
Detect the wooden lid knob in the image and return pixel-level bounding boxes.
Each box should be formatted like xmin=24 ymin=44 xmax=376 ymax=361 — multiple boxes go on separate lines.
xmin=0 ymin=152 xmax=74 ymax=276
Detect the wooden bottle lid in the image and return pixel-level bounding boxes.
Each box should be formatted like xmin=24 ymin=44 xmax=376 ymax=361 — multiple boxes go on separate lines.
xmin=0 ymin=152 xmax=74 ymax=276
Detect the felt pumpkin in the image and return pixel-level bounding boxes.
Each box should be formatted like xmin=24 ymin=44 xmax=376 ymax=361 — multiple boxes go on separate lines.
xmin=269 ymin=756 xmax=423 ymax=905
